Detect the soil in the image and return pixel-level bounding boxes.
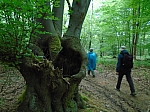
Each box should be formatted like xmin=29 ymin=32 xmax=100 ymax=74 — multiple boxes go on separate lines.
xmin=0 ymin=65 xmax=25 ymax=112
xmin=0 ymin=64 xmax=150 ymax=112
xmin=79 ymin=65 xmax=150 ymax=112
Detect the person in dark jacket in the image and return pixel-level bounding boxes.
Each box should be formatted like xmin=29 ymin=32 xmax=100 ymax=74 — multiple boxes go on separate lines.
xmin=115 ymin=46 xmax=136 ymax=96
xmin=87 ymin=48 xmax=96 ymax=77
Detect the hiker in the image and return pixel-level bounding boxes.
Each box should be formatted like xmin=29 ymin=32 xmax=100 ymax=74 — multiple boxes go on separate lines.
xmin=115 ymin=46 xmax=136 ymax=96
xmin=87 ymin=48 xmax=96 ymax=77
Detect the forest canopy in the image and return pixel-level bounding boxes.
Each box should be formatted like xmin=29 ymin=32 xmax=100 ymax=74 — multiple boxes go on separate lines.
xmin=81 ymin=0 xmax=150 ymax=59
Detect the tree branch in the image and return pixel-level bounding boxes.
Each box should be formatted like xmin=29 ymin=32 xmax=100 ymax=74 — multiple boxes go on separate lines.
xmin=66 ymin=0 xmax=72 ymax=11
xmin=65 ymin=0 xmax=91 ymax=38
xmin=53 ymin=0 xmax=65 ymax=37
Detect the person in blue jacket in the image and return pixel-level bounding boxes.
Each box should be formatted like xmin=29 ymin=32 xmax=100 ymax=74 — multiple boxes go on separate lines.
xmin=87 ymin=48 xmax=96 ymax=77
xmin=115 ymin=46 xmax=136 ymax=96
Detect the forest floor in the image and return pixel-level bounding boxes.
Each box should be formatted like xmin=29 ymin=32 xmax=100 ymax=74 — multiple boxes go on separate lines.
xmin=79 ymin=64 xmax=150 ymax=112
xmin=0 ymin=64 xmax=150 ymax=112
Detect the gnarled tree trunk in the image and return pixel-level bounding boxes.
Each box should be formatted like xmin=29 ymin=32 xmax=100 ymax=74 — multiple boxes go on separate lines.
xmin=17 ymin=0 xmax=91 ymax=112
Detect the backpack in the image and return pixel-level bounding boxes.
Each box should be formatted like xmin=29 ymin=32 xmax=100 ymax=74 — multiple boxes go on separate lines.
xmin=121 ymin=53 xmax=133 ymax=69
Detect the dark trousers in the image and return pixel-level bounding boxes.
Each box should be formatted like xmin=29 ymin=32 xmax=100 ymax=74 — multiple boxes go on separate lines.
xmin=116 ymin=70 xmax=135 ymax=93
xmin=88 ymin=70 xmax=95 ymax=76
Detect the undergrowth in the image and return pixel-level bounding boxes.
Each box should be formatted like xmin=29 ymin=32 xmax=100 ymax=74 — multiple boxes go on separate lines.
xmin=97 ymin=57 xmax=150 ymax=80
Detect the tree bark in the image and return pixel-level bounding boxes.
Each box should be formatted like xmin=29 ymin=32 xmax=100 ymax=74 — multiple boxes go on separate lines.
xmin=17 ymin=40 xmax=87 ymax=112
xmin=17 ymin=0 xmax=90 ymax=111
xmin=132 ymin=1 xmax=140 ymax=59
xmin=17 ymin=58 xmax=53 ymax=112
xmin=53 ymin=35 xmax=87 ymax=111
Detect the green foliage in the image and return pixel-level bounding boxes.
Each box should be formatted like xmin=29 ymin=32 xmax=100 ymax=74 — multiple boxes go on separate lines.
xmin=98 ymin=56 xmax=150 ymax=69
xmin=81 ymin=0 xmax=150 ymax=57
xmin=144 ymin=73 xmax=149 ymax=80
xmin=81 ymin=94 xmax=89 ymax=102
xmin=0 ymin=0 xmax=55 ymax=63
xmin=53 ymin=0 xmax=60 ymax=8
xmin=98 ymin=57 xmax=116 ymax=68
xmin=98 ymin=57 xmax=150 ymax=80
xmin=0 ymin=1 xmax=31 ymax=61
xmin=76 ymin=0 xmax=80 ymax=2
xmin=134 ymin=60 xmax=150 ymax=68
xmin=68 ymin=9 xmax=73 ymax=15
xmin=18 ymin=87 xmax=26 ymax=104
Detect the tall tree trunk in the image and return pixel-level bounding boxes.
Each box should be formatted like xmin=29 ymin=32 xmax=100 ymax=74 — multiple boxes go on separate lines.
xmin=132 ymin=1 xmax=140 ymax=59
xmin=132 ymin=7 xmax=136 ymax=56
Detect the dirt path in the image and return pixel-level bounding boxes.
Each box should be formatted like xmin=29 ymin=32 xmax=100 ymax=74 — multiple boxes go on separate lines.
xmin=0 ymin=66 xmax=25 ymax=112
xmin=0 ymin=65 xmax=150 ymax=112
xmin=79 ymin=67 xmax=150 ymax=112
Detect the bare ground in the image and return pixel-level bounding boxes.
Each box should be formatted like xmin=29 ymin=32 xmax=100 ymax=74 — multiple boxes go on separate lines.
xmin=79 ymin=65 xmax=150 ymax=112
xmin=0 ymin=64 xmax=150 ymax=112
xmin=0 ymin=65 xmax=25 ymax=112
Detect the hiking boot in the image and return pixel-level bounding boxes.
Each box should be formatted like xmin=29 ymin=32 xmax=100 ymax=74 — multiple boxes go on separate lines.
xmin=115 ymin=87 xmax=120 ymax=91
xmin=130 ymin=92 xmax=136 ymax=96
xmin=93 ymin=75 xmax=95 ymax=78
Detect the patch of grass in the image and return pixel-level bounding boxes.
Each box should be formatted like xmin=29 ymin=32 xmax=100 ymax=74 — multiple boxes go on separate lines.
xmin=79 ymin=92 xmax=109 ymax=112
xmin=98 ymin=58 xmax=116 ymax=66
xmin=82 ymin=91 xmax=91 ymax=98
xmin=144 ymin=73 xmax=149 ymax=80
xmin=97 ymin=57 xmax=116 ymax=72
xmin=0 ymin=97 xmax=5 ymax=106
xmin=98 ymin=67 xmax=103 ymax=73
xmin=134 ymin=60 xmax=150 ymax=68
xmin=98 ymin=57 xmax=150 ymax=69
xmin=81 ymin=93 xmax=89 ymax=102
xmin=18 ymin=86 xmax=26 ymax=104
xmin=97 ymin=57 xmax=150 ymax=81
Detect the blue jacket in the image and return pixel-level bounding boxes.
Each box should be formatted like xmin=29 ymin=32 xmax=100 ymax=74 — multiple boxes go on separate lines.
xmin=116 ymin=50 xmax=131 ymax=72
xmin=87 ymin=51 xmax=96 ymax=71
